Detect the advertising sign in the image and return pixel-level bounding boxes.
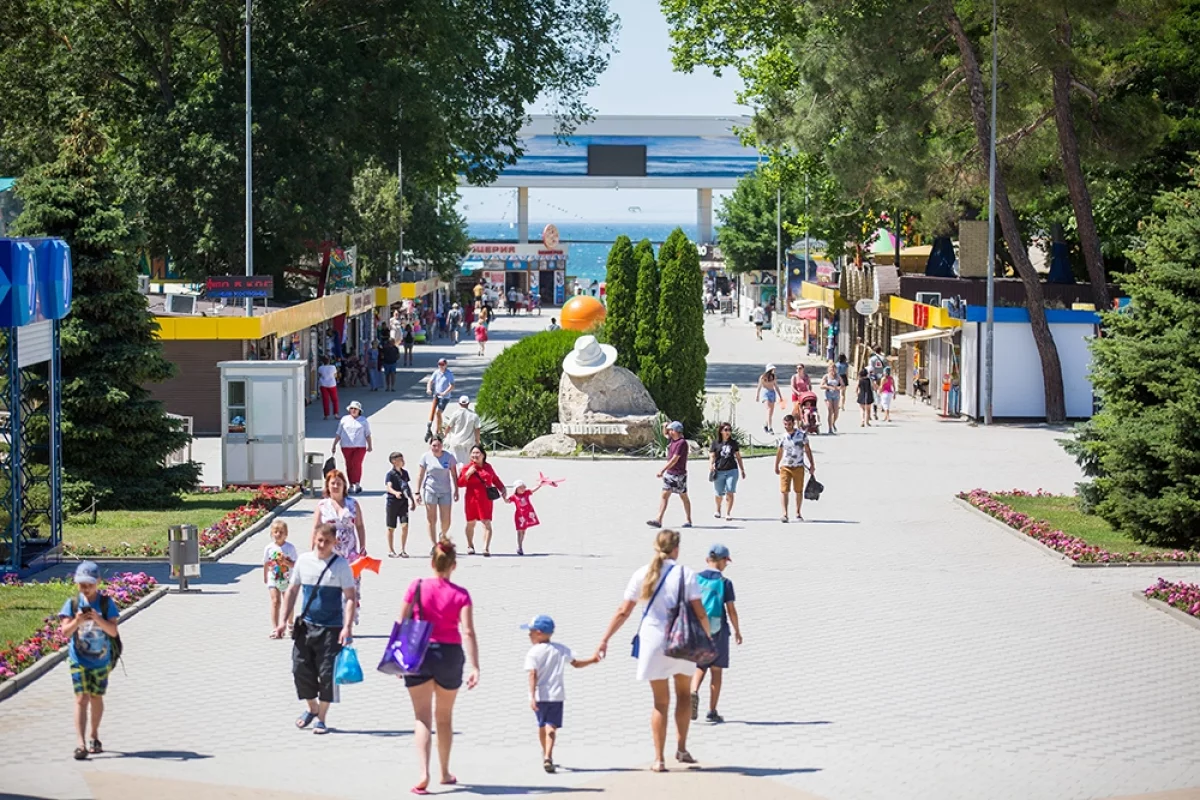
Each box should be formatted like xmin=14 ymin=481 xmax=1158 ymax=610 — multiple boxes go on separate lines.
xmin=553 ymin=270 xmax=565 ymax=305
xmin=206 ymin=275 xmax=275 ymax=299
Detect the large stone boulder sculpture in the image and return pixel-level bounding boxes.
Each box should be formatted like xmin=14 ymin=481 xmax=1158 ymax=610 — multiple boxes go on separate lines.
xmin=556 ymin=335 xmax=659 ymax=449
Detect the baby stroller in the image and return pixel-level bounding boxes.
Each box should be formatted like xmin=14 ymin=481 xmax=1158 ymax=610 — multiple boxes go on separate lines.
xmin=795 ymin=391 xmax=820 ymax=435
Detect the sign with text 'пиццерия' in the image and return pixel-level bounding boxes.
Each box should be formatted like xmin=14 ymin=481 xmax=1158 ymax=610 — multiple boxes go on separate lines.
xmin=205 ymin=275 xmax=274 ymax=299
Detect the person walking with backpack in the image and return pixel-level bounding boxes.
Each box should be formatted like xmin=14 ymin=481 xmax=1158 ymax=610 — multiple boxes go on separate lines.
xmin=690 ymin=544 xmax=741 ymax=724
xmin=58 ymin=562 xmax=121 ymax=760
xmin=447 ymin=303 xmax=463 ymax=344
xmin=593 ymin=529 xmax=711 ymax=772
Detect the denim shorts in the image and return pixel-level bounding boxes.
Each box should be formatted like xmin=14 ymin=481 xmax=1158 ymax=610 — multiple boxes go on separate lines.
xmin=762 ymin=389 xmax=778 ymax=404
xmin=713 ymin=469 xmax=739 ymax=496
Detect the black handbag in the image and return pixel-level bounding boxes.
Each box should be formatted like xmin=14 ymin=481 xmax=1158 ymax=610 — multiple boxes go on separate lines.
xmin=477 ymin=470 xmax=502 ymax=501
xmin=292 ymin=555 xmax=338 ymax=641
xmin=804 ymin=476 xmax=824 ymax=501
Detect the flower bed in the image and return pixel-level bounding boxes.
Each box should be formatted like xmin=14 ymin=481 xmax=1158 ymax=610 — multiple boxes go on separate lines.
xmin=1143 ymin=578 xmax=1200 ymax=619
xmin=0 ymin=572 xmax=158 ymax=683
xmin=64 ymin=485 xmax=299 ymax=558
xmin=958 ymin=489 xmax=1200 ymax=564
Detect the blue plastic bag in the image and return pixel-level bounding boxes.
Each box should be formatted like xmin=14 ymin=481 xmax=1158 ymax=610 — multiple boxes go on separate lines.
xmin=334 ymin=644 xmax=364 ymax=685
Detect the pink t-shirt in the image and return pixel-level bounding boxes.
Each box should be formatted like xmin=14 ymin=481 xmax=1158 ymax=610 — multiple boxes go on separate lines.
xmin=404 ymin=577 xmax=472 ymax=644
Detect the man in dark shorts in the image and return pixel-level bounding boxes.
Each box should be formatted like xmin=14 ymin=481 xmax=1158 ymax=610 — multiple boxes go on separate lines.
xmin=381 ymin=338 xmax=400 ymax=392
xmin=647 ymin=420 xmax=693 ymax=528
xmin=385 ymin=452 xmax=417 ymax=558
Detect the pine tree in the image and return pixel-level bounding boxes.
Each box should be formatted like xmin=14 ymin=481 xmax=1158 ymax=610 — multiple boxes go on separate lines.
xmin=1065 ymin=163 xmax=1200 ymax=548
xmin=633 ymin=238 xmax=662 ymax=402
xmin=602 ymin=235 xmax=638 ymax=369
xmin=14 ymin=120 xmax=200 ymax=509
xmin=655 ymin=228 xmax=708 ymax=432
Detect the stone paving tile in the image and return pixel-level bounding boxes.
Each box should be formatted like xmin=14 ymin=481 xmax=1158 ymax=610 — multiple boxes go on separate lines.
xmin=2 ymin=315 xmax=1199 ymax=800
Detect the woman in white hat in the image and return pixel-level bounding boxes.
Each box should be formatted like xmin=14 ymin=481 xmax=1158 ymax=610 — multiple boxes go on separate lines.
xmin=332 ymin=401 xmax=373 ymax=493
xmin=755 ymin=364 xmax=780 ymax=434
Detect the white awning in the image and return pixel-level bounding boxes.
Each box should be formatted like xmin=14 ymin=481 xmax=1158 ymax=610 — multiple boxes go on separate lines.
xmin=790 ymin=298 xmax=825 ymax=311
xmin=891 ymin=328 xmax=956 ymax=349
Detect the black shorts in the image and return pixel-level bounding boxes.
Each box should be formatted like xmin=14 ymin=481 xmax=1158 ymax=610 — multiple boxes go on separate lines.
xmin=535 ymin=701 xmax=564 ymax=728
xmin=699 ymin=627 xmax=731 ymax=671
xmin=386 ymin=501 xmax=409 ymax=529
xmin=403 ymin=643 xmax=465 ymax=690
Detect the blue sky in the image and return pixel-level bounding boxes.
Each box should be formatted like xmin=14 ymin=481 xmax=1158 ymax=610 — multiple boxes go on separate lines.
xmin=457 ymin=0 xmax=748 ymax=225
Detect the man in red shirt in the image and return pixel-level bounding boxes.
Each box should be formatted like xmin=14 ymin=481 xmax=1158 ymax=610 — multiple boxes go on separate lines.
xmin=647 ymin=420 xmax=693 ymax=529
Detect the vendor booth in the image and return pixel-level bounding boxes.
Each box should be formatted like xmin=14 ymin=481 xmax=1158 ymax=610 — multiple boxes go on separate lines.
xmin=219 ymin=360 xmax=306 ymax=486
xmin=959 ymin=307 xmax=1099 ymax=420
xmin=465 ymin=242 xmax=568 ymax=307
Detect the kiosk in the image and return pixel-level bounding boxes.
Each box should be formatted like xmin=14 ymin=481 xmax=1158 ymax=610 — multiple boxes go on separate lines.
xmin=219 ymin=361 xmax=306 ymax=486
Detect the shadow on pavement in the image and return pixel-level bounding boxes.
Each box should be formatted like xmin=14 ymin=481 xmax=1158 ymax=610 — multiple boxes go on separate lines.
xmin=450 ymin=788 xmax=602 ymax=796
xmin=729 ymin=720 xmax=833 ymax=727
xmin=104 ymin=749 xmax=212 ymax=761
xmin=702 ymin=766 xmax=822 ymax=778
xmin=330 ymin=729 xmax=412 ymax=738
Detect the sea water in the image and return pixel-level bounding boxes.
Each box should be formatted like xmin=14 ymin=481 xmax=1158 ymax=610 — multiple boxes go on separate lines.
xmin=467 ymin=221 xmax=700 ymax=284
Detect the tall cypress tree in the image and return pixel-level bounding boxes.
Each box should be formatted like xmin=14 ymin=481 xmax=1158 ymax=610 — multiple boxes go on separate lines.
xmin=656 ymin=228 xmax=708 ymax=432
xmin=633 ymin=238 xmax=662 ymax=401
xmin=602 ymin=235 xmax=637 ymax=369
xmin=14 ymin=121 xmax=200 ymax=509
xmin=1065 ymin=164 xmax=1200 ymax=548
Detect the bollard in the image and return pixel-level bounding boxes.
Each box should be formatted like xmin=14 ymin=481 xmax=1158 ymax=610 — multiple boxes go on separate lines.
xmin=168 ymin=524 xmax=200 ymax=591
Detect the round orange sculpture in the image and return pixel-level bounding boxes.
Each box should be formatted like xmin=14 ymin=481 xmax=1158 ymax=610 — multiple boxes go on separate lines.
xmin=560 ymin=295 xmax=607 ymax=331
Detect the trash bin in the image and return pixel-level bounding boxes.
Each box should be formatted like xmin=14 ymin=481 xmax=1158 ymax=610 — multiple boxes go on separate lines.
xmin=305 ymin=451 xmax=325 ymax=494
xmin=168 ymin=524 xmax=200 ymax=590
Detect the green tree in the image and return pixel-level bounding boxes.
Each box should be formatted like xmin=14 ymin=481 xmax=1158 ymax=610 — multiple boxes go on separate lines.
xmin=476 ymin=329 xmax=582 ymax=447
xmin=348 ymin=164 xmax=403 ymax=284
xmin=0 ymin=0 xmax=615 ymax=284
xmin=656 ymin=228 xmax=709 ymax=432
xmin=13 ymin=121 xmax=199 ymax=509
xmin=633 ymin=238 xmax=662 ymax=401
xmin=1065 ymin=162 xmax=1200 ymax=548
xmin=602 ymin=235 xmax=637 ymax=368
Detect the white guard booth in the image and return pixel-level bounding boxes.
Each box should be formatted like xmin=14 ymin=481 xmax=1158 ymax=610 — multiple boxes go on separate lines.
xmin=219 ymin=361 xmax=306 ymax=485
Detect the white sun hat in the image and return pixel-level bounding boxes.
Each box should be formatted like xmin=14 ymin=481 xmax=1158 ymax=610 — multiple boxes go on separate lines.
xmin=562 ymin=335 xmax=618 ymax=378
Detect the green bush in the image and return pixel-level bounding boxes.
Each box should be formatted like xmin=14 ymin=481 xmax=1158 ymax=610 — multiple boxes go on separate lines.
xmin=603 ymin=235 xmax=638 ymax=369
xmin=476 ymin=329 xmax=582 ymax=447
xmin=1064 ymin=163 xmax=1200 ymax=548
xmin=656 ymin=228 xmax=708 ymax=433
xmin=634 ymin=238 xmax=662 ymax=401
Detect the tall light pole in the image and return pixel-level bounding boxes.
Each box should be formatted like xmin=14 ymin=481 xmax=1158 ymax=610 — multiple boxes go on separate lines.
xmin=397 ymin=144 xmax=404 ymax=279
xmin=775 ymin=184 xmax=783 ymax=316
xmin=984 ymin=0 xmax=998 ymax=424
xmin=803 ymin=174 xmax=810 ymax=281
xmin=244 ymin=0 xmax=253 ymax=316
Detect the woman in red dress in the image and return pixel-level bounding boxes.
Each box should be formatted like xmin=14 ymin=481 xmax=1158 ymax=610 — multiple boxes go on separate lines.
xmin=458 ymin=445 xmax=506 ymax=557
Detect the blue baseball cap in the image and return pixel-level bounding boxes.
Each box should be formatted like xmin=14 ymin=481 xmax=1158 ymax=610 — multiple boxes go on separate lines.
xmin=520 ymin=615 xmax=556 ymax=634
xmin=667 ymin=421 xmax=684 ymax=432
xmin=708 ymin=544 xmax=732 ymax=561
xmin=74 ymin=561 xmax=101 ymax=584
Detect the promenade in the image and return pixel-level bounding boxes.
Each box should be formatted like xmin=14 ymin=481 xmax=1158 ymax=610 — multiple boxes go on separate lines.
xmin=2 ymin=313 xmax=1199 ymax=800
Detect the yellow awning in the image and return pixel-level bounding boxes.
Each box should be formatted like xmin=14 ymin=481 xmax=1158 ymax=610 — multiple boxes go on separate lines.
xmin=891 ymin=328 xmax=955 ymax=349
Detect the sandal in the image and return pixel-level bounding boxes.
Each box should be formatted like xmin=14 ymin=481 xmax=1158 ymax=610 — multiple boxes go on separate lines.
xmin=88 ymin=739 xmax=103 ymax=754
xmin=467 ymin=547 xmax=476 ymax=556
xmin=388 ymin=552 xmax=401 ymax=559
xmin=676 ymin=750 xmax=698 ymax=764
xmin=780 ymin=516 xmax=788 ymax=523
xmin=483 ymin=551 xmax=491 ymax=557
xmin=650 ymin=761 xmax=668 ymax=773
xmin=296 ymin=711 xmax=317 ymax=729
xmin=269 ymin=630 xmax=282 ymax=639
xmin=411 ymin=787 xmax=429 ymax=796
xmin=400 ymin=551 xmax=409 ymax=558
xmin=440 ymin=776 xmax=457 ymax=785
xmin=544 ymin=758 xmax=556 ymax=774
xmin=313 ymin=720 xmax=329 ymax=735
xmin=516 ymin=548 xmax=524 ymax=556
xmin=645 ymin=519 xmax=662 ymax=528
xmin=73 ymin=747 xmax=89 ymax=761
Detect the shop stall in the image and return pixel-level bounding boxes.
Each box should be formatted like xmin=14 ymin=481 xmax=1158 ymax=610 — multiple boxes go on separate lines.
xmin=465 ymin=242 xmax=568 ymax=307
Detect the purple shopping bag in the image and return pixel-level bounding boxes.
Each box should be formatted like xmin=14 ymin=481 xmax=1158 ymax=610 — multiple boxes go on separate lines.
xmin=377 ymin=580 xmax=433 ymax=676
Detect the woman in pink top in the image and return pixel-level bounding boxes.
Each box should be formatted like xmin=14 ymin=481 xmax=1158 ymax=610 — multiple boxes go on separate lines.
xmin=398 ymin=540 xmax=479 ymax=794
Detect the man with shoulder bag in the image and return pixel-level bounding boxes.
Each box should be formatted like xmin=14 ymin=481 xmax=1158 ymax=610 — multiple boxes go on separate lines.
xmin=277 ymin=523 xmax=356 ymax=735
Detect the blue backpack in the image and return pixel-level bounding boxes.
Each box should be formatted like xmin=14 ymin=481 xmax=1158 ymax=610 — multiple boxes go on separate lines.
xmin=696 ymin=572 xmax=726 ymax=634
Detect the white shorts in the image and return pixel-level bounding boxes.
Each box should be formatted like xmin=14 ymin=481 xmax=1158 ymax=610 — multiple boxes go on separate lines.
xmin=880 ymin=391 xmax=895 ymax=410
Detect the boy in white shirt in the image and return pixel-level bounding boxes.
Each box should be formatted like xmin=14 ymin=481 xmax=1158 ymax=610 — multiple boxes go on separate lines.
xmin=522 ymin=615 xmax=598 ymax=773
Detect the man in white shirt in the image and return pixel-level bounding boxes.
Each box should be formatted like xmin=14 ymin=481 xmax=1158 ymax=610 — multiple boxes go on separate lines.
xmin=443 ymin=395 xmax=481 ymax=466
xmin=773 ymin=414 xmax=816 ymax=523
xmin=752 ymin=305 xmax=765 ymax=340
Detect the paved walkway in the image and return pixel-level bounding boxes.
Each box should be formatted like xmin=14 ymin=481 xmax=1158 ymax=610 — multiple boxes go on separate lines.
xmin=2 ymin=314 xmax=1200 ymax=800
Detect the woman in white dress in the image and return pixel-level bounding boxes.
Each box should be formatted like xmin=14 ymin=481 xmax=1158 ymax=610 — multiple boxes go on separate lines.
xmin=594 ymin=529 xmax=710 ymax=772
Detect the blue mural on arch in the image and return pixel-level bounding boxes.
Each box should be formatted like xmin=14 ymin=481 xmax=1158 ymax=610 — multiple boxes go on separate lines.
xmin=503 ymin=136 xmax=759 ymax=179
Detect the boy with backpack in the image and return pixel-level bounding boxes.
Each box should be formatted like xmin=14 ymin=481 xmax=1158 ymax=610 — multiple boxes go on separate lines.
xmin=57 ymin=561 xmax=122 ymax=760
xmin=690 ymin=544 xmax=742 ymax=723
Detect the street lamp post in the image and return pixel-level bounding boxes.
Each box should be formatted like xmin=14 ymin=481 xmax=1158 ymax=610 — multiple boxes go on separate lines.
xmin=984 ymin=0 xmax=998 ymax=424
xmin=776 ymin=185 xmax=783 ymax=318
xmin=244 ymin=0 xmax=253 ymax=317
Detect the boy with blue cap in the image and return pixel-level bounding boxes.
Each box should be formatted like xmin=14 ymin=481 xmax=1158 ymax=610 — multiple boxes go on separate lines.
xmin=691 ymin=544 xmax=742 ymax=724
xmin=57 ymin=561 xmax=122 ymax=761
xmin=521 ymin=614 xmax=599 ymax=773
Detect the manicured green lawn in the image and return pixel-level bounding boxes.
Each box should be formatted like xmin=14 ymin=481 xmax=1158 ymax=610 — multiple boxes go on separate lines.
xmin=0 ymin=581 xmax=74 ymax=646
xmin=63 ymin=491 xmax=257 ymax=552
xmin=998 ymin=494 xmax=1174 ymax=555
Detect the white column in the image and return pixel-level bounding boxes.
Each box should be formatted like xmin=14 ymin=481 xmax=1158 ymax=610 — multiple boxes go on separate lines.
xmin=697 ymin=188 xmax=713 ymax=244
xmin=517 ymin=187 xmax=529 ymax=243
